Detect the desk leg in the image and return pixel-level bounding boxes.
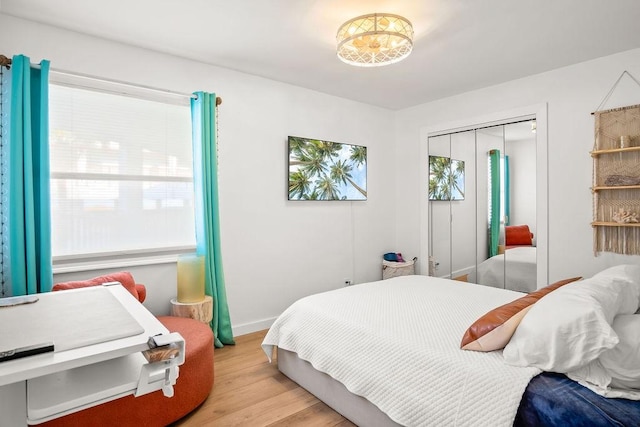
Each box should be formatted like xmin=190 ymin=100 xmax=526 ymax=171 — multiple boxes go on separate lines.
xmin=0 ymin=381 xmax=27 ymax=426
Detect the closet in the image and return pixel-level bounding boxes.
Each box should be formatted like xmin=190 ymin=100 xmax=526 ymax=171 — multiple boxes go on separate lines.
xmin=427 ymin=119 xmax=543 ymax=292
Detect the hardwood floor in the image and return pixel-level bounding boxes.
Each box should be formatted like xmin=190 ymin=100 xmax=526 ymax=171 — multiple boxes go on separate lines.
xmin=172 ymin=330 xmax=355 ymax=427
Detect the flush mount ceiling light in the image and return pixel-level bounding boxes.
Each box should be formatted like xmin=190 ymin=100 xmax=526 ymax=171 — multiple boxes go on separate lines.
xmin=336 ymin=13 xmax=414 ymax=67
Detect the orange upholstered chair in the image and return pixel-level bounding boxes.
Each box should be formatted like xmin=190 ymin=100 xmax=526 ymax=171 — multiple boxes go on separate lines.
xmin=52 ymin=271 xmax=147 ymax=303
xmin=505 ymin=225 xmax=534 ymax=249
xmin=46 ymin=271 xmax=214 ymax=427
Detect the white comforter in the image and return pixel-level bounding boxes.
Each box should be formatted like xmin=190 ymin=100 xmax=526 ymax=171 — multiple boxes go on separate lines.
xmin=262 ymin=275 xmax=541 ymax=427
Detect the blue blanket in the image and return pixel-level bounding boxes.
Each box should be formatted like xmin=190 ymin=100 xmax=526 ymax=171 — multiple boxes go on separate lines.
xmin=515 ymin=372 xmax=640 ymax=426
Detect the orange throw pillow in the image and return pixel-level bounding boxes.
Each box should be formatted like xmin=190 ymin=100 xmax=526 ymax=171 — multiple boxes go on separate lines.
xmin=460 ymin=277 xmax=582 ymax=352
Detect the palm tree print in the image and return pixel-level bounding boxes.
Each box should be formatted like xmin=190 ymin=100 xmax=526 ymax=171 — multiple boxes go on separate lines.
xmin=428 ymin=156 xmax=465 ymax=201
xmin=288 ymin=136 xmax=367 ymax=200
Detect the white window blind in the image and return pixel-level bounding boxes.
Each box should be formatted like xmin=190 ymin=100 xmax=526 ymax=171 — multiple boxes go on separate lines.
xmin=49 ymin=83 xmax=195 ymax=261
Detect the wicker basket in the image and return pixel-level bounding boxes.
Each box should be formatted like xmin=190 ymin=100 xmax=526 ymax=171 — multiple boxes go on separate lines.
xmin=382 ymin=258 xmax=417 ymax=280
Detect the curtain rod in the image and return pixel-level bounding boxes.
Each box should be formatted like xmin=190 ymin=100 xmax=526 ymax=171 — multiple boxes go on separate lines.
xmin=0 ymin=54 xmax=222 ymax=106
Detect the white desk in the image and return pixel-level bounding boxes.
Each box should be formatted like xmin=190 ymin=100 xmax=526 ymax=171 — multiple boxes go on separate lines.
xmin=0 ymin=285 xmax=184 ymax=426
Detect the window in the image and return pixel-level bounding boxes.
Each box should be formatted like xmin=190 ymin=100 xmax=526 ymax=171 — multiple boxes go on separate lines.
xmin=49 ymin=82 xmax=195 ymax=263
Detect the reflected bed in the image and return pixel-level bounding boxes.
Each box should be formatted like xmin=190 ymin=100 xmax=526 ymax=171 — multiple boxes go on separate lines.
xmin=477 ymin=246 xmax=537 ymax=292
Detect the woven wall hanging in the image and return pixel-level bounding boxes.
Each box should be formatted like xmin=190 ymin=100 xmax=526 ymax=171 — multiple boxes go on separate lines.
xmin=591 ymin=71 xmax=640 ymax=255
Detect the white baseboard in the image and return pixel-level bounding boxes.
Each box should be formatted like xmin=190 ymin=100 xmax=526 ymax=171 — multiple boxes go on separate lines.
xmin=232 ymin=317 xmax=277 ymax=338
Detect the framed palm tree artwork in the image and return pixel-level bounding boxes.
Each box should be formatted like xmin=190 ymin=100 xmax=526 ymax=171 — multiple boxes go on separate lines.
xmin=428 ymin=155 xmax=465 ymax=201
xmin=288 ymin=136 xmax=367 ymax=201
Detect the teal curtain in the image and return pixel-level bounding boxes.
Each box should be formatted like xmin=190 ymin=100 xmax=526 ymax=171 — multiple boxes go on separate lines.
xmin=191 ymin=91 xmax=235 ymax=348
xmin=4 ymin=55 xmax=52 ymax=296
xmin=489 ymin=150 xmax=501 ymax=257
xmin=504 ymin=155 xmax=510 ymax=226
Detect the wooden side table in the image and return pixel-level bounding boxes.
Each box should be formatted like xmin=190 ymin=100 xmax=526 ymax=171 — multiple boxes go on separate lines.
xmin=170 ymin=295 xmax=213 ymax=324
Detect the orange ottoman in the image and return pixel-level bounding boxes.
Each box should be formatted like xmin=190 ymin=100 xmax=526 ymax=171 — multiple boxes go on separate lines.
xmin=40 ymin=316 xmax=214 ymax=427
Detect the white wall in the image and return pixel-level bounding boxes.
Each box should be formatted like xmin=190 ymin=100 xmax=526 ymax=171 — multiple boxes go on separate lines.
xmin=4 ymin=12 xmax=640 ymax=336
xmin=0 ymin=14 xmax=397 ymax=335
xmin=395 ymin=48 xmax=640 ymax=283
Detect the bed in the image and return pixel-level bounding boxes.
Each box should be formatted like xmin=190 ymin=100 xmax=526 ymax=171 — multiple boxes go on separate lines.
xmin=262 ymin=274 xmax=640 ymax=426
xmin=477 ymin=246 xmax=537 ymax=292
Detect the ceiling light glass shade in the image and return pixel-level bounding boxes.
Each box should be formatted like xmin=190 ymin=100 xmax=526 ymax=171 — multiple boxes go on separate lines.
xmin=337 ymin=13 xmax=414 ymax=67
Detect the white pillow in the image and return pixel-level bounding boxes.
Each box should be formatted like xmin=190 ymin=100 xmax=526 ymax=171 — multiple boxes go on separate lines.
xmin=592 ymin=264 xmax=640 ymax=310
xmin=602 ymin=314 xmax=640 ymax=389
xmin=503 ymin=274 xmax=639 ymax=372
xmin=567 ymin=358 xmax=611 ymax=389
xmin=567 ymin=314 xmax=640 ymax=400
xmin=592 ymin=264 xmax=640 ymax=283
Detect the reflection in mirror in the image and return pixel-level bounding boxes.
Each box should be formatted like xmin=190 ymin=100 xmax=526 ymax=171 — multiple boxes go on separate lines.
xmin=475 ymin=125 xmax=505 ymax=287
xmin=503 ymin=121 xmax=537 ymax=292
xmin=428 ymin=120 xmax=537 ymax=292
xmin=428 ymin=134 xmax=453 ymax=279
xmin=451 ymin=130 xmax=475 ymax=283
xmin=476 ymin=121 xmax=537 ymax=292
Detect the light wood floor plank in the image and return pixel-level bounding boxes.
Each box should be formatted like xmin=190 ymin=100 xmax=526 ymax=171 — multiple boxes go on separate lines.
xmin=213 ymin=359 xmax=281 ymax=394
xmin=210 ymin=387 xmax=320 ymax=426
xmin=267 ymin=401 xmax=351 ymax=427
xmin=172 ymin=330 xmax=356 ymax=427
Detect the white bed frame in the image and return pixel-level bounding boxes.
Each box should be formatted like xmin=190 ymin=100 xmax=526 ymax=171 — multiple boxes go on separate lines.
xmin=277 ymin=347 xmax=401 ymax=426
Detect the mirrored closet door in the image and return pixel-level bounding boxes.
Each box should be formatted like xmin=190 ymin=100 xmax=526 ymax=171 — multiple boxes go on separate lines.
xmin=428 ymin=120 xmax=538 ymax=292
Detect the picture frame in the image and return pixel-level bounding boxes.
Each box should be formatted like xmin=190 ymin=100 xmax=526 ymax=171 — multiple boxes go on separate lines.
xmin=288 ymin=136 xmax=367 ymax=201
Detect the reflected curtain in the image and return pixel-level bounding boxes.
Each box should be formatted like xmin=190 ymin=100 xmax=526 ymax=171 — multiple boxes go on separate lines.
xmin=2 ymin=55 xmax=53 ymax=296
xmin=489 ymin=150 xmax=501 ymax=257
xmin=191 ymin=91 xmax=235 ymax=348
xmin=504 ymin=155 xmax=510 ymax=226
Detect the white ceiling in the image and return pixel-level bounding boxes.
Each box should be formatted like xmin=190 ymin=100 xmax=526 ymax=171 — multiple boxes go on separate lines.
xmin=2 ymin=0 xmax=640 ymax=110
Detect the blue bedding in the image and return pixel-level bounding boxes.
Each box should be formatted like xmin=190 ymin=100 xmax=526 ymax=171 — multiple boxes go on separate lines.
xmin=515 ymin=372 xmax=640 ymax=426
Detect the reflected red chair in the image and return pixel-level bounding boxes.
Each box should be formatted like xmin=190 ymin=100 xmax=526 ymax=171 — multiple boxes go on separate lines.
xmin=505 ymin=224 xmax=534 ymax=249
